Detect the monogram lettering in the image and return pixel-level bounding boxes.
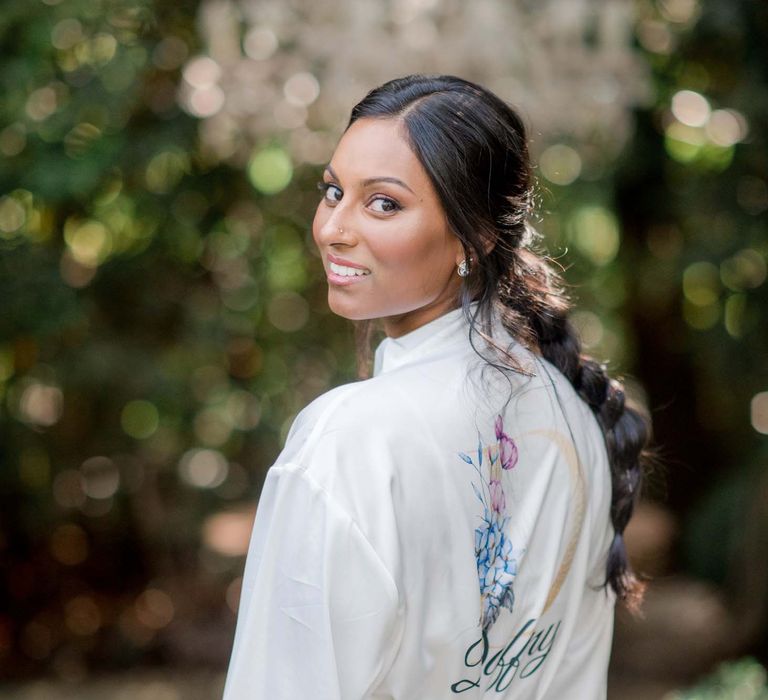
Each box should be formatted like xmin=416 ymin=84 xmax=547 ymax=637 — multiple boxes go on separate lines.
xmin=450 ymin=619 xmax=561 ymax=694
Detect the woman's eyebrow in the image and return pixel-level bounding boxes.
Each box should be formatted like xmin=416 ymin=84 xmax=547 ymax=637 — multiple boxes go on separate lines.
xmin=324 ymin=165 xmax=414 ymax=194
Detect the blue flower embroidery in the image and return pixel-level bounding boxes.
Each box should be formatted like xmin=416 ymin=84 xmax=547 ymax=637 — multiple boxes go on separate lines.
xmin=459 ymin=415 xmax=520 ymax=631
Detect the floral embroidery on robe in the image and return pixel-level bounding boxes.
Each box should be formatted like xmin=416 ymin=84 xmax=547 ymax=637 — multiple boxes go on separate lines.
xmin=459 ymin=415 xmax=520 ymax=630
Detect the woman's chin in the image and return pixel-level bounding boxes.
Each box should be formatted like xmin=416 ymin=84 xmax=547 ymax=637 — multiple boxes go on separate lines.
xmin=327 ymin=295 xmax=374 ymax=321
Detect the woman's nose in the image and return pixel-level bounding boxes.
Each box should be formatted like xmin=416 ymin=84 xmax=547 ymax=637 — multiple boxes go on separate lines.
xmin=315 ymin=209 xmax=357 ymax=247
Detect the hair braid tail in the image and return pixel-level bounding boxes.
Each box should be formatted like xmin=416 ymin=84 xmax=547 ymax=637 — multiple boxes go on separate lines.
xmin=499 ymin=250 xmax=650 ymax=610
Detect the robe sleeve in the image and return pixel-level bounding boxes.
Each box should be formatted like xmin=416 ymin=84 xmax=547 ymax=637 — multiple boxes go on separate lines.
xmin=223 ymin=463 xmax=403 ymax=700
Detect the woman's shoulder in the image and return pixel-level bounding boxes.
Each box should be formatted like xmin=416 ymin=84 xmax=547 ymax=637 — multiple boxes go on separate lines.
xmin=276 ymin=373 xmax=419 ymax=466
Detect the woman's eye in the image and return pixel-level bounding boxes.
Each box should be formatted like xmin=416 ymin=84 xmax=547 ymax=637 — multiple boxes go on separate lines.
xmin=316 ymin=182 xmax=399 ymax=214
xmin=317 ymin=181 xmax=342 ymax=204
xmin=369 ymin=196 xmax=401 ymax=214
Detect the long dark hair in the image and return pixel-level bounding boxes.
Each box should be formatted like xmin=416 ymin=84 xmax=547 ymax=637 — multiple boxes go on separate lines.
xmin=348 ymin=74 xmax=650 ymax=610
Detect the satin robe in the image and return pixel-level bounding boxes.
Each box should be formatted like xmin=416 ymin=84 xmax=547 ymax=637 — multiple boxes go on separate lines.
xmin=224 ymin=304 xmax=615 ymax=699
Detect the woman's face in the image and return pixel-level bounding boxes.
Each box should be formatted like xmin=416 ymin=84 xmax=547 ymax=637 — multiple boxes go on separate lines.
xmin=312 ymin=117 xmax=464 ymax=338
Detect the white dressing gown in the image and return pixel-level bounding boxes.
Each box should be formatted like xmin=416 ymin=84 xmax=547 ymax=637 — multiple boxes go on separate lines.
xmin=223 ymin=304 xmax=616 ymax=699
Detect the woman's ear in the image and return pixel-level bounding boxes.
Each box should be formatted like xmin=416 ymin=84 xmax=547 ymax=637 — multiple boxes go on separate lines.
xmin=452 ymin=235 xmax=466 ymax=267
xmin=453 ymin=227 xmax=497 ymax=268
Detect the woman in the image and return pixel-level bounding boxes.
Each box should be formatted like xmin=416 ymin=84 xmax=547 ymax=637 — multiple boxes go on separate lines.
xmin=223 ymin=75 xmax=649 ymax=699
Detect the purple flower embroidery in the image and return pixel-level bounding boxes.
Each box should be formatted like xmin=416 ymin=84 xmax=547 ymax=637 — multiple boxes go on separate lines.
xmin=459 ymin=415 xmax=520 ymax=631
xmin=489 ymin=478 xmax=505 ymax=513
xmin=495 ymin=414 xmax=518 ymax=470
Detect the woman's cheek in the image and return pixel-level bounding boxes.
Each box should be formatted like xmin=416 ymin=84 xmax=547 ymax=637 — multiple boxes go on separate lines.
xmin=370 ymin=225 xmax=421 ymax=266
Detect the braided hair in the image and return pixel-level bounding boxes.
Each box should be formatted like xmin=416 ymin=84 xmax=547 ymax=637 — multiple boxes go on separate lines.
xmin=348 ymin=74 xmax=650 ymax=609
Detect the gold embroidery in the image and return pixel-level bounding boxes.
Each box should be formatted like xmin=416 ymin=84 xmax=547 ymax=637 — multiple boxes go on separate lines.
xmin=528 ymin=429 xmax=587 ymax=614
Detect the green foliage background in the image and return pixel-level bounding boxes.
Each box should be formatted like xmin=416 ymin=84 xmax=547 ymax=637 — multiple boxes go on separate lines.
xmin=0 ymin=0 xmax=766 ymax=682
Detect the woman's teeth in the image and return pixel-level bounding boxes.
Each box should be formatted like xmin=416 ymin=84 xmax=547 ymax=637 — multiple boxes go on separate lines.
xmin=329 ymin=261 xmax=370 ymax=277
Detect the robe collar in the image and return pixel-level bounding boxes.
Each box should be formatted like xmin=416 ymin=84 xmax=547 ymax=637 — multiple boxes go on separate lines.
xmin=373 ymin=303 xmax=479 ymax=377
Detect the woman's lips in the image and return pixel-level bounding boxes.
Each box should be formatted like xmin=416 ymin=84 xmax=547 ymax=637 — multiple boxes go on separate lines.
xmin=326 ymin=254 xmax=371 ymax=286
xmin=327 ymin=269 xmax=369 ymax=286
xmin=327 ymin=253 xmax=370 ymax=270
xmin=326 ymin=265 xmax=371 ymax=286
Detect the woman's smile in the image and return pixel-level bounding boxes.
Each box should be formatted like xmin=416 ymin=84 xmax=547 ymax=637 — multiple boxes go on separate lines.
xmin=326 ymin=253 xmax=372 ymax=285
xmin=328 ymin=262 xmax=369 ymax=277
xmin=326 ymin=263 xmax=371 ymax=285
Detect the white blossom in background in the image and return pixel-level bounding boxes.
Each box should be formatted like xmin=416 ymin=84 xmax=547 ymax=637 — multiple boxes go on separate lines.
xmin=180 ymin=0 xmax=652 ymax=174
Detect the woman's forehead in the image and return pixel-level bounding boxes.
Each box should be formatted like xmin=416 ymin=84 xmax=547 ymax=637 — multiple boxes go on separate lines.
xmin=329 ymin=118 xmax=423 ymax=182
